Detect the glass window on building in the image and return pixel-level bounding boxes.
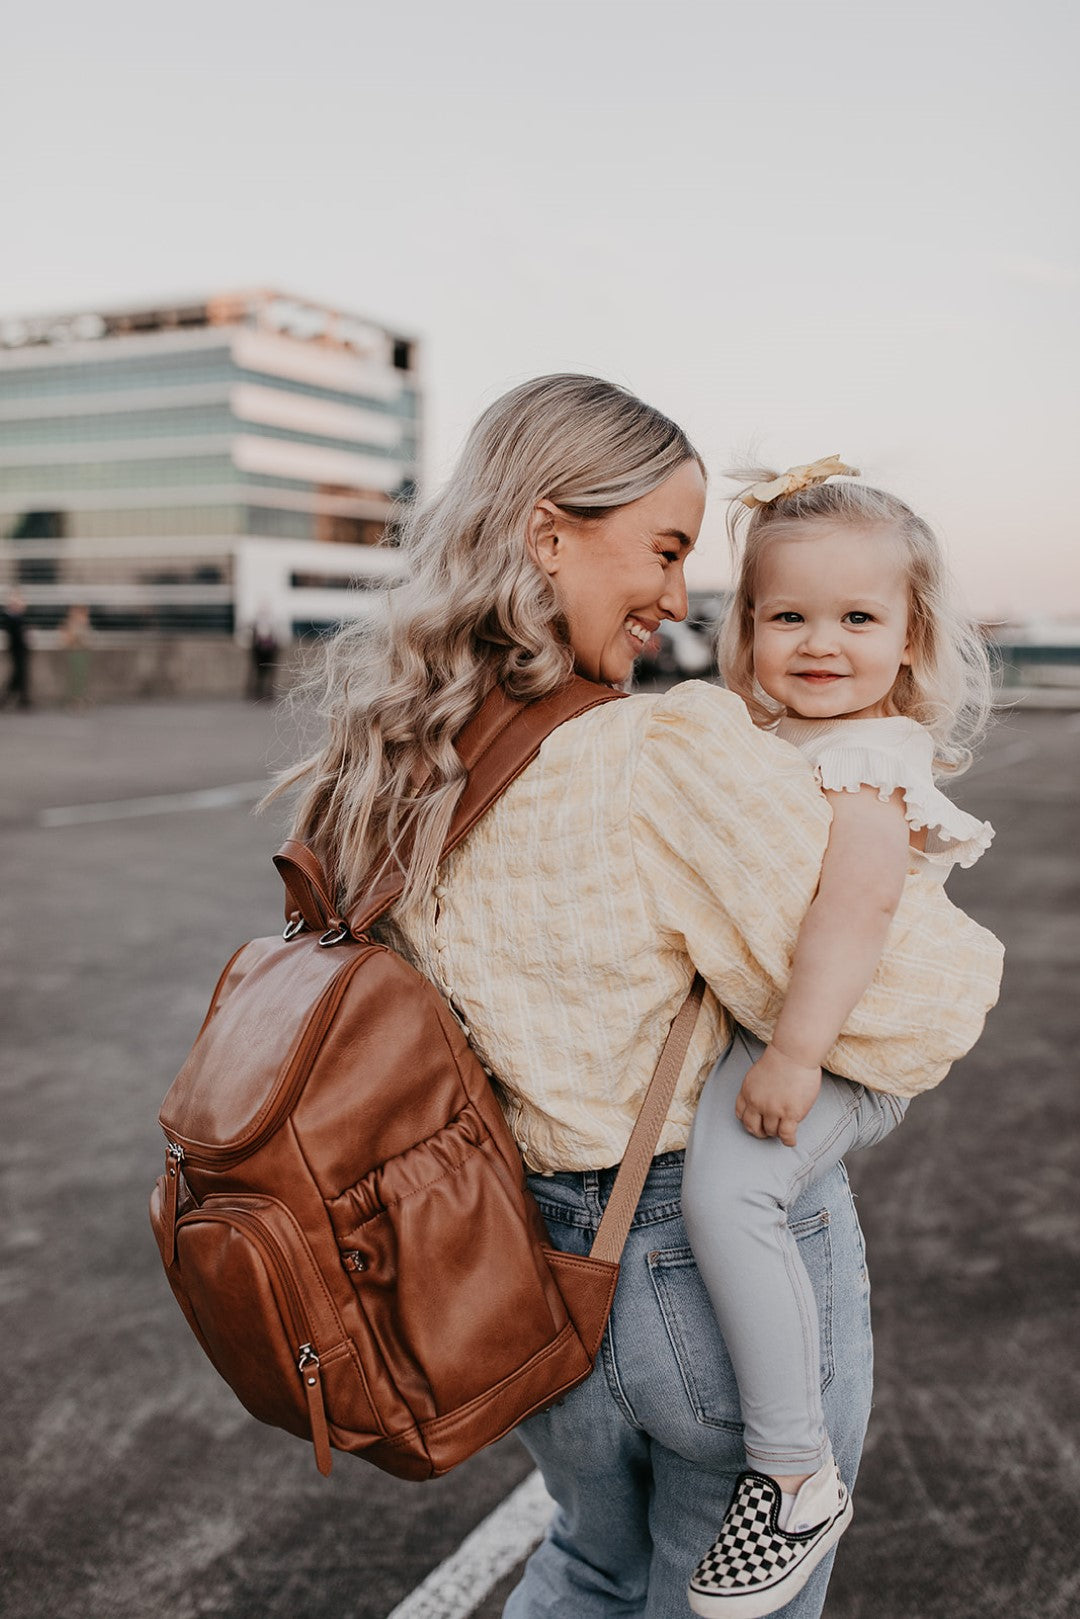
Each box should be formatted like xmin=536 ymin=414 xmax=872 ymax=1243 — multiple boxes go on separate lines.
xmin=0 ymin=348 xmax=235 ymax=402
xmin=0 ymin=454 xmax=235 ymax=495
xmin=36 ymin=504 xmax=246 ymax=538
xmin=0 ymin=404 xmax=234 ymax=447
xmin=244 ymin=506 xmax=315 ymax=541
xmin=313 ymin=512 xmax=387 ymax=546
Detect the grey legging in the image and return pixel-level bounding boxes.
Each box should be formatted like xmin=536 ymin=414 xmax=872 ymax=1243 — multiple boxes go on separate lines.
xmin=683 ymin=1028 xmax=908 ymax=1475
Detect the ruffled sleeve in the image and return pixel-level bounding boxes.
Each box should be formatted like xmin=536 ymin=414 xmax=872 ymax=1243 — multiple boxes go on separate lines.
xmin=630 ymin=685 xmax=1003 ymax=1095
xmin=786 ymin=717 xmax=994 ymax=871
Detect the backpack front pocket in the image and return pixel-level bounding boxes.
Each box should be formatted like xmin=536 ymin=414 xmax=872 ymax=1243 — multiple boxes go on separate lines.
xmin=326 ymin=1103 xmax=572 ymax=1421
xmin=168 ymin=1193 xmax=381 ymax=1469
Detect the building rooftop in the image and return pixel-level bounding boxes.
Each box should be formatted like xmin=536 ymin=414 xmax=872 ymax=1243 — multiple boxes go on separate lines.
xmin=0 ymin=289 xmax=416 ymax=364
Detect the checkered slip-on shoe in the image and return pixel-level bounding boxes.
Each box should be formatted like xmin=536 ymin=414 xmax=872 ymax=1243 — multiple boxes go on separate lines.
xmin=688 ymin=1462 xmax=852 ymax=1618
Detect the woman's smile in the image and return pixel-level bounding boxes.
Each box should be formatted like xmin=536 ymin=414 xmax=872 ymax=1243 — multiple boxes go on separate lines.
xmin=534 ymin=459 xmax=706 ymax=685
xmin=625 ymin=615 xmax=659 ymax=648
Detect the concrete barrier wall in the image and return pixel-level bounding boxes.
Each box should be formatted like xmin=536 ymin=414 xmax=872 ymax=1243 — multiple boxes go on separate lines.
xmin=6 ymin=637 xmax=323 ymax=706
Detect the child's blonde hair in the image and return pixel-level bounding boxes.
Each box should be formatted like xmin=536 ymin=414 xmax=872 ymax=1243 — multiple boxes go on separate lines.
xmin=719 ymin=467 xmax=993 ymax=774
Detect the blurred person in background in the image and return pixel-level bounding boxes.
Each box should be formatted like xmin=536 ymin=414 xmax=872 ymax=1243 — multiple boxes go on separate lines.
xmin=1 ymin=589 xmax=32 ymax=710
xmin=277 ymin=375 xmax=1001 ymax=1619
xmin=247 ymin=602 xmax=280 ymax=702
xmin=60 ymin=603 xmax=92 ymax=710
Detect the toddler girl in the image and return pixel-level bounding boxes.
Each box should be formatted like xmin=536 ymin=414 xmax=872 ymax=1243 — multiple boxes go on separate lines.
xmin=683 ymin=458 xmax=998 ymax=1618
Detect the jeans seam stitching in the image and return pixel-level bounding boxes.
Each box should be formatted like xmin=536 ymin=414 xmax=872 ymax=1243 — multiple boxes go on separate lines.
xmin=601 ymin=1316 xmax=642 ymax=1430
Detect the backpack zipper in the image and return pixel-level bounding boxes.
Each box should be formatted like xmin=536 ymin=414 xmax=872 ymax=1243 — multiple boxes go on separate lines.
xmin=297 ymin=1343 xmax=332 ymax=1475
xmin=160 ymin=1141 xmax=185 ymax=1266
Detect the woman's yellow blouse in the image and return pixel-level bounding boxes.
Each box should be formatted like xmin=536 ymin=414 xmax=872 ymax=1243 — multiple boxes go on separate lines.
xmin=392 ymin=681 xmax=1004 ymax=1173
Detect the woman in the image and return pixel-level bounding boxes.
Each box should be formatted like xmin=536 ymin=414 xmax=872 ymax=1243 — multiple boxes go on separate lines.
xmin=286 ymin=376 xmax=1002 ymax=1618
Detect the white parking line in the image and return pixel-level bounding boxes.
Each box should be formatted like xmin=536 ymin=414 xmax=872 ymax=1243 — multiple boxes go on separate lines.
xmin=38 ymin=781 xmax=269 ymax=827
xmin=384 ymin=1470 xmax=553 ymax=1619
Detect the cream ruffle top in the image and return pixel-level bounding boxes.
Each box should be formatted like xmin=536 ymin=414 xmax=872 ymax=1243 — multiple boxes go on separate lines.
xmin=775 ymin=714 xmax=994 ymax=881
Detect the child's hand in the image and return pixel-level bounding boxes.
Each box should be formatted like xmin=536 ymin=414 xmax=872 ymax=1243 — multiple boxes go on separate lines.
xmin=735 ymin=1047 xmax=822 ymax=1147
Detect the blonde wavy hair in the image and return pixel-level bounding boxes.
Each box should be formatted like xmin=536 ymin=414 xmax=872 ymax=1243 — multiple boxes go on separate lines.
xmin=719 ymin=468 xmax=993 ymax=774
xmin=274 ymin=374 xmax=702 ymax=915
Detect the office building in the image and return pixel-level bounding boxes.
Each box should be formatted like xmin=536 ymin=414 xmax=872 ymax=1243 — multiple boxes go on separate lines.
xmin=0 ymin=290 xmax=420 ymax=637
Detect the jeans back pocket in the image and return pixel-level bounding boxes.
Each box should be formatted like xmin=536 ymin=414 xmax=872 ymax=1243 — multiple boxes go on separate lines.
xmin=647 ymin=1207 xmax=836 ymax=1430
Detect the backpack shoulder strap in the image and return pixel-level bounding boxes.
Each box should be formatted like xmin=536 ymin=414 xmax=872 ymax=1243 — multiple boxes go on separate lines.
xmin=343 ymin=675 xmax=624 ymax=934
xmin=589 ymin=971 xmax=705 ymax=1264
xmin=273 ymin=675 xmax=624 ymax=935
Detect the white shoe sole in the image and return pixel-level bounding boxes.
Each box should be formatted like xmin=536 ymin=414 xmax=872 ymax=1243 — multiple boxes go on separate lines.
xmin=687 ymin=1495 xmax=853 ymax=1619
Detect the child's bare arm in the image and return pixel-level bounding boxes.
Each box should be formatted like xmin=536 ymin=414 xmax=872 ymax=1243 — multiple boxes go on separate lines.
xmin=735 ymin=786 xmax=911 ymax=1145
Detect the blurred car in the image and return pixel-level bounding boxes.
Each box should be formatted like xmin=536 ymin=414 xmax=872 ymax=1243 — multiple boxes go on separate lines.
xmin=636 ymin=619 xmax=716 ymax=681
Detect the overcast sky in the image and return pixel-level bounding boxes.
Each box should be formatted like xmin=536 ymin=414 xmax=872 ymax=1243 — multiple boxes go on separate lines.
xmin=3 ymin=0 xmax=1078 ymax=620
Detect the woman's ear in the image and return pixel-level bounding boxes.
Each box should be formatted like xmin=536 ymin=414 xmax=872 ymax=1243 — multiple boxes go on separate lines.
xmin=526 ymin=499 xmax=563 ymax=576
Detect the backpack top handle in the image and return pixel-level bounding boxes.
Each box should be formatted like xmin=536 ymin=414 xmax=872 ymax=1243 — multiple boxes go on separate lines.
xmin=273 ymin=839 xmax=342 ymax=936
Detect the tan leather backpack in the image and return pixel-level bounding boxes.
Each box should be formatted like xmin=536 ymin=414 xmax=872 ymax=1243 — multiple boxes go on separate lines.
xmin=150 ymin=677 xmax=704 ymax=1479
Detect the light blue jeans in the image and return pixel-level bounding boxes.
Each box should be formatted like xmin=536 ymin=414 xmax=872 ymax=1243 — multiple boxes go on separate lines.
xmin=684 ymin=1028 xmax=908 ymax=1476
xmin=503 ymin=1146 xmax=874 ymax=1618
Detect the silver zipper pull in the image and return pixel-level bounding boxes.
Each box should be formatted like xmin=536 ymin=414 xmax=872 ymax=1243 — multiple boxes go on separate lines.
xmin=297 ymin=1344 xmax=332 ymax=1476
xmin=161 ymin=1141 xmax=185 ymax=1267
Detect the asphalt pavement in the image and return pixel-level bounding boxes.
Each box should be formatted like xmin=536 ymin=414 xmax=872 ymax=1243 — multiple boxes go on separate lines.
xmin=1 ymin=690 xmax=1077 ymax=1619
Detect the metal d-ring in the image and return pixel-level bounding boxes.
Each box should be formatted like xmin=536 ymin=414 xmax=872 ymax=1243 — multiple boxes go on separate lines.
xmin=282 ymin=917 xmax=306 ymax=941
xmin=318 ymin=922 xmax=352 ymax=947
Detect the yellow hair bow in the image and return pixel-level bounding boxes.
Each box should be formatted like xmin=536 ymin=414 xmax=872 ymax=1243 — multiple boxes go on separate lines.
xmin=741 ymin=455 xmax=859 ymax=509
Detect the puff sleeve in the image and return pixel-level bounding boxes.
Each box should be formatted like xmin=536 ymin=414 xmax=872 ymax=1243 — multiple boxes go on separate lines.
xmin=786 ymin=715 xmax=994 ymax=871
